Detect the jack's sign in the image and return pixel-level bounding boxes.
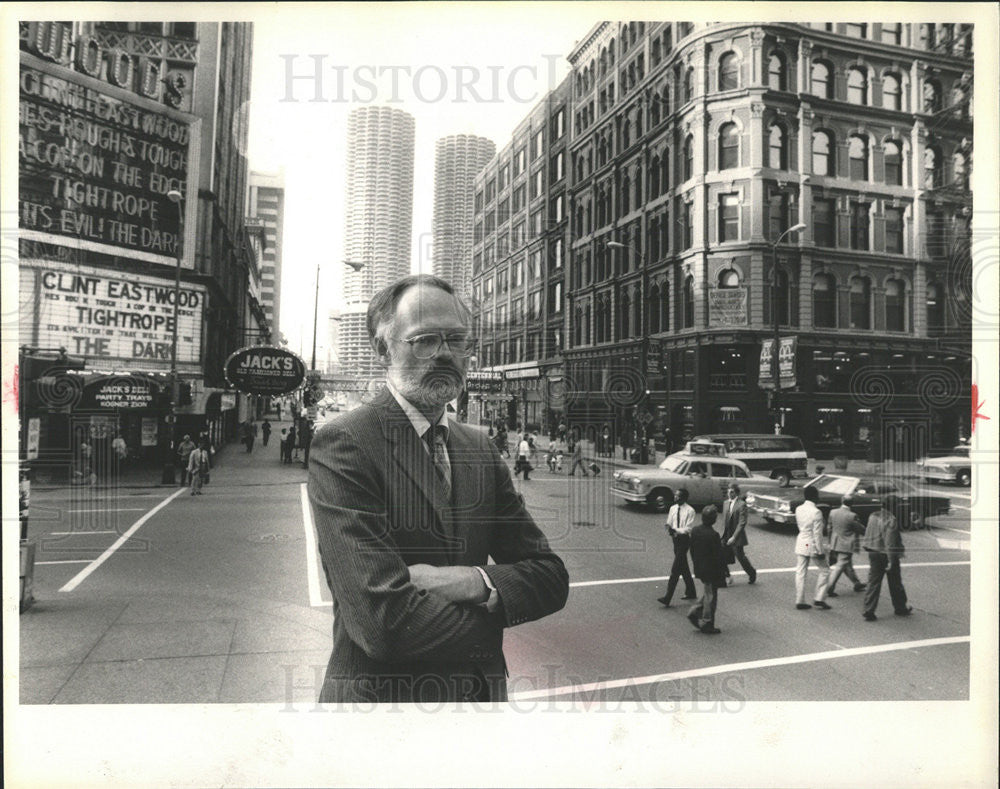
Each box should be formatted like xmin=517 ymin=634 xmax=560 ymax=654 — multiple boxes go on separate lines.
xmin=224 ymin=346 xmax=306 ymax=395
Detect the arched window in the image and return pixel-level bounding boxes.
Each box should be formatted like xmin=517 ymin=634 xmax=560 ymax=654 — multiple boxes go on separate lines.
xmin=882 ymin=73 xmax=902 ymax=110
xmin=811 ymin=61 xmax=833 ymax=98
xmin=924 ymin=146 xmax=942 ymax=188
xmin=648 ymin=284 xmax=661 ymax=333
xmin=849 ymin=135 xmax=869 ymax=181
xmin=649 ymin=216 xmax=661 ymax=261
xmin=813 ymin=273 xmax=837 ymax=328
xmin=768 ymin=52 xmax=787 ymax=91
xmin=847 ymin=67 xmax=868 ymax=104
xmin=682 ymin=275 xmax=695 ymax=328
xmin=718 ymin=269 xmax=740 ymax=288
xmin=620 ymin=292 xmax=631 ymax=340
xmin=659 ymin=283 xmax=670 ymax=332
xmin=884 ymin=140 xmax=903 ymax=185
xmin=620 ymin=173 xmax=630 ymax=214
xmin=719 ymin=52 xmax=739 ymax=91
xmin=683 ymin=134 xmax=694 ymax=181
xmin=923 ymin=79 xmax=942 ymax=113
xmin=650 ymin=155 xmax=661 ymax=196
xmin=769 ymin=123 xmax=787 ymax=170
xmin=812 ymin=130 xmax=834 ymax=176
xmin=719 ymin=122 xmax=739 ymax=169
xmin=622 ymin=120 xmax=631 ymax=149
xmin=660 ymin=151 xmax=669 ymax=193
xmin=926 ymin=282 xmax=944 ymax=335
xmin=849 ymin=276 xmax=871 ymax=330
xmin=684 ymin=66 xmax=694 ymax=102
xmin=885 ymin=278 xmax=906 ymax=331
xmin=634 ymin=286 xmax=643 ymax=336
xmin=634 ymin=169 xmax=643 ymax=207
xmin=574 ymin=307 xmax=583 ymax=345
xmin=583 ymin=303 xmax=591 ymax=343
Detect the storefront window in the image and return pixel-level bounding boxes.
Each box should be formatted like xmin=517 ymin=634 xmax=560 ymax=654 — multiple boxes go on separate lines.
xmin=712 ymin=406 xmax=745 ymax=433
xmin=815 ymin=407 xmax=847 ymax=448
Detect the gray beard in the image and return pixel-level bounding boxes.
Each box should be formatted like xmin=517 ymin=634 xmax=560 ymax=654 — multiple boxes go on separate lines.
xmin=389 ymin=367 xmax=463 ymax=411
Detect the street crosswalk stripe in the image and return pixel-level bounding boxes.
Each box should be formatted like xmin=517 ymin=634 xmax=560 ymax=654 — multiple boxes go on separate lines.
xmin=66 ymin=508 xmax=147 ymax=513
xmin=568 ymin=560 xmax=970 ymax=588
xmin=59 ymin=487 xmax=186 ymax=593
xmin=507 ymin=636 xmax=971 ymax=701
xmin=50 ymin=530 xmax=119 ymax=535
xmin=36 ymin=560 xmax=93 ymax=565
xmin=300 ymin=483 xmax=331 ymax=607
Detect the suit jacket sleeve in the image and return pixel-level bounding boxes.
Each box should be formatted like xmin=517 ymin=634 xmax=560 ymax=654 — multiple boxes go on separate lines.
xmin=308 ymin=423 xmax=503 ymax=665
xmin=481 ymin=439 xmax=569 ymax=628
xmin=811 ymin=509 xmax=827 ymax=554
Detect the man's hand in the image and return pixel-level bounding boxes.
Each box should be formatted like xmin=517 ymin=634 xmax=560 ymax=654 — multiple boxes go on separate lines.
xmin=726 ymin=537 xmax=736 ymax=546
xmin=408 ymin=564 xmax=490 ymax=604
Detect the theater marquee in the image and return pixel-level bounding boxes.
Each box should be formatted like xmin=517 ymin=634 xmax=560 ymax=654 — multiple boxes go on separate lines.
xmin=19 ymin=259 xmax=205 ymax=364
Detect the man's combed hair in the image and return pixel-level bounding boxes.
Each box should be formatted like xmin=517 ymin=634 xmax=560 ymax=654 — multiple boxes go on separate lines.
xmin=366 ymin=274 xmax=470 ymax=343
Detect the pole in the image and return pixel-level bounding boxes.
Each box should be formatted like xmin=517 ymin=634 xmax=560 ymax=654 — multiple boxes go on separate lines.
xmin=311 ymin=263 xmax=319 ymax=371
xmin=770 ymin=223 xmax=806 ymax=434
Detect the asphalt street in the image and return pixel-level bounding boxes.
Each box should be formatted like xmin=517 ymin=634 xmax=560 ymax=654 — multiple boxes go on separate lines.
xmin=20 ymin=423 xmax=973 ymax=705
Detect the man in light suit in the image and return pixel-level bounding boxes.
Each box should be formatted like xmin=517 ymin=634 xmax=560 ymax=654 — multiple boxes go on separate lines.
xmin=794 ymin=485 xmax=831 ymax=610
xmin=308 ymin=274 xmax=569 ymax=703
xmin=721 ymin=483 xmax=757 ymax=585
xmin=826 ymin=494 xmax=867 ymax=597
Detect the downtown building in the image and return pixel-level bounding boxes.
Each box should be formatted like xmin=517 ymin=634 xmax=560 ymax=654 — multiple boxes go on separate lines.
xmin=18 ymin=21 xmax=265 ymax=479
xmin=472 ymin=21 xmax=973 ymax=460
xmin=431 ymin=134 xmax=496 ymax=298
xmin=248 ymin=170 xmax=286 ymax=344
xmin=337 ymin=106 xmax=415 ymax=378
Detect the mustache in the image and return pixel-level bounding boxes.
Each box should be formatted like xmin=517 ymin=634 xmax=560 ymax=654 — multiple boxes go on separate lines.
xmin=422 ymin=364 xmax=462 ymax=379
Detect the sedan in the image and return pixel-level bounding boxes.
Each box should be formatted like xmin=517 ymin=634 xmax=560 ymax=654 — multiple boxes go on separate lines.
xmin=745 ymin=474 xmax=951 ymax=530
xmin=612 ymin=453 xmax=771 ymax=513
xmin=917 ymin=445 xmax=972 ymax=487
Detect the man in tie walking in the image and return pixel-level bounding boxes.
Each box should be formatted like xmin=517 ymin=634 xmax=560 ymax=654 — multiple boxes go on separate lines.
xmin=722 ymin=483 xmax=757 ymax=585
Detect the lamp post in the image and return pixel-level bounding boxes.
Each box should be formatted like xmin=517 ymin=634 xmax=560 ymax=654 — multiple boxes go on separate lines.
xmin=311 ymin=264 xmax=320 ymax=371
xmin=162 ymin=189 xmax=185 ymax=484
xmin=769 ymin=222 xmax=807 ymax=434
xmin=607 ymin=240 xmax=651 ymax=463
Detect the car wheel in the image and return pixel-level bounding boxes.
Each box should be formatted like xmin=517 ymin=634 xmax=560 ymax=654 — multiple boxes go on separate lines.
xmin=956 ymin=469 xmax=971 ymax=487
xmin=908 ymin=511 xmax=925 ymax=531
xmin=775 ymin=470 xmax=791 ymax=488
xmin=648 ymin=488 xmax=673 ymax=513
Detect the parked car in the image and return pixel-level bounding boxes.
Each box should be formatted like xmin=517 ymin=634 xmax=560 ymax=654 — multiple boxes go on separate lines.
xmin=917 ymin=445 xmax=972 ymax=487
xmin=744 ymin=473 xmax=951 ymax=530
xmin=691 ymin=433 xmax=809 ymax=487
xmin=612 ymin=446 xmax=770 ymax=513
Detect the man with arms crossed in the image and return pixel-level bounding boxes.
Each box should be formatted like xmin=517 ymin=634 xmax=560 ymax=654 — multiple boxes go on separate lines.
xmin=308 ymin=274 xmax=569 ymax=703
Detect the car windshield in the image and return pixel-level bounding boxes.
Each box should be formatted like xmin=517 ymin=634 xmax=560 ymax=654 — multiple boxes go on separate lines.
xmin=810 ymin=475 xmax=858 ymax=495
xmin=951 ymin=447 xmax=970 ymax=458
xmin=660 ymin=456 xmax=687 ymax=473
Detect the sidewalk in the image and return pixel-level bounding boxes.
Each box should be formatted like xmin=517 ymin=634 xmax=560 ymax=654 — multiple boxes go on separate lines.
xmin=19 ymin=416 xmax=328 ymax=705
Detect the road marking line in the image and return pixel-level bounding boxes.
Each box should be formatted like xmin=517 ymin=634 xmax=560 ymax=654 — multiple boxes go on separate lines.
xmin=66 ymin=508 xmax=147 ymax=513
xmin=932 ymin=525 xmax=971 ymax=534
xmin=50 ymin=530 xmax=119 ymax=535
xmin=59 ymin=487 xmax=186 ymax=593
xmin=36 ymin=560 xmax=93 ymax=565
xmin=300 ymin=483 xmax=331 ymax=608
xmin=508 ymin=636 xmax=970 ymax=701
xmin=569 ymin=560 xmax=970 ymax=588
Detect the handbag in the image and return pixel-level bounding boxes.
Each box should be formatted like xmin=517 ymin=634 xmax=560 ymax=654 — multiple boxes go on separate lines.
xmin=722 ymin=543 xmax=736 ymax=565
xmin=589 ymin=462 xmax=601 ymax=475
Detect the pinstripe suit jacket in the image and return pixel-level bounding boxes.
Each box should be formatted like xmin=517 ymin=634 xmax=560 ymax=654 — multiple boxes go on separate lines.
xmin=308 ymin=389 xmax=569 ymax=703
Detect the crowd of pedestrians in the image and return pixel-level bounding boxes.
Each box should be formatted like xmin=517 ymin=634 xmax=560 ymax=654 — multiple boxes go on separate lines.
xmin=658 ymin=485 xmax=914 ymax=634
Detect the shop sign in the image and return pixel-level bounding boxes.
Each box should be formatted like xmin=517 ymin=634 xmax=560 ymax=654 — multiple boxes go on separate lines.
xmin=224 ymin=346 xmax=306 ymax=396
xmin=140 ymin=417 xmax=158 ymax=446
xmin=709 ymin=287 xmax=748 ymax=326
xmin=504 ymin=366 xmax=540 ymax=381
xmin=79 ymin=375 xmax=158 ymax=409
xmin=27 ymin=418 xmax=41 ymax=460
xmin=19 ymin=56 xmax=199 ymax=268
xmin=220 ymin=393 xmax=237 ymax=410
xmin=759 ymin=337 xmax=797 ymax=390
xmin=466 ymin=371 xmax=504 ymax=394
xmin=20 ymin=260 xmax=204 ymax=364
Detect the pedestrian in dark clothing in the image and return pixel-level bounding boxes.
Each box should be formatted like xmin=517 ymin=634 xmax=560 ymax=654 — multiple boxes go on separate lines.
xmin=567 ymin=437 xmax=589 ymax=477
xmin=176 ymin=434 xmax=196 ymax=486
xmin=861 ymin=495 xmax=912 ymax=621
xmin=687 ymin=505 xmax=727 ymax=634
xmin=722 ymin=484 xmax=757 ymax=585
xmin=827 ymin=494 xmax=867 ymax=596
xmin=280 ymin=428 xmax=290 ymax=463
xmin=658 ymin=488 xmax=697 ymax=606
xmin=288 ymin=424 xmax=298 ymax=461
xmin=275 ymin=402 xmax=282 ymax=421
xmin=261 ymin=419 xmax=272 ymax=447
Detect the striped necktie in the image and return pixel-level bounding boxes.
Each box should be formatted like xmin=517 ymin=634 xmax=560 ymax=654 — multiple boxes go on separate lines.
xmin=424 ymin=424 xmax=452 ymax=498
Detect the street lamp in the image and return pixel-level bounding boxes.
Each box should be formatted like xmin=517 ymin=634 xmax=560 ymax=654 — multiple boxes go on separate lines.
xmin=162 ymin=189 xmax=184 ymax=484
xmin=769 ymin=222 xmax=807 ymax=434
xmin=607 ymin=240 xmax=651 ymax=463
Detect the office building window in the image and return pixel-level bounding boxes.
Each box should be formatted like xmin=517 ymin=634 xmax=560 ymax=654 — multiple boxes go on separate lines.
xmin=881 ymin=23 xmax=902 ymax=45
xmin=926 ymin=282 xmax=944 ymax=334
xmin=882 ymin=73 xmax=902 ymax=110
xmin=683 ymin=134 xmax=694 ymax=181
xmin=812 ymin=130 xmax=834 ymax=176
xmin=682 ymin=275 xmax=695 ymax=328
xmin=768 ymin=123 xmax=787 ymax=169
xmin=812 ymin=273 xmax=837 ymax=327
xmin=924 ymin=146 xmax=942 ymax=188
xmin=719 ymin=123 xmax=739 ymax=169
xmin=768 ymin=52 xmax=787 ymax=91
xmin=847 ymin=67 xmax=868 ymax=104
xmin=684 ymin=66 xmax=694 ymax=102
xmin=719 ymin=193 xmax=739 ymax=241
xmin=769 ymin=192 xmax=790 ymax=238
xmin=849 ymin=276 xmax=871 ymax=329
xmin=885 ymin=206 xmax=904 ymax=253
xmin=811 ymin=61 xmax=833 ymax=99
xmin=849 ymin=135 xmax=869 ymax=181
xmin=719 ymin=52 xmax=739 ymax=90
xmin=884 ymin=140 xmax=903 ymax=185
xmin=850 ymin=202 xmax=870 ymax=249
xmin=813 ymin=198 xmax=836 ymax=247
xmin=885 ymin=278 xmax=906 ymax=331
xmin=845 ymin=23 xmax=867 ymax=38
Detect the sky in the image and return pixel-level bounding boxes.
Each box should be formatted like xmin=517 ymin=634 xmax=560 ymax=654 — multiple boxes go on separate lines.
xmin=245 ymin=3 xmax=594 ymax=362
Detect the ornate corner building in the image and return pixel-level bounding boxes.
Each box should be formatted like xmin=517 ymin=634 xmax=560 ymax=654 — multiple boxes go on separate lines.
xmin=472 ymin=21 xmax=973 ymax=460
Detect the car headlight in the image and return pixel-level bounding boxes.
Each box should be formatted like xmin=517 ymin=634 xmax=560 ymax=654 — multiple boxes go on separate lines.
xmin=778 ymin=501 xmax=791 ymax=513
xmin=916 ymin=459 xmax=925 ymax=467
xmin=630 ymin=477 xmax=642 ymax=488
xmin=613 ymin=471 xmax=622 ymax=481
xmin=745 ymin=493 xmax=756 ymax=505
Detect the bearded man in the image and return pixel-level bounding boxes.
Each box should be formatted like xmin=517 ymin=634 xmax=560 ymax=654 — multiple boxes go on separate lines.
xmin=308 ymin=274 xmax=569 ymax=704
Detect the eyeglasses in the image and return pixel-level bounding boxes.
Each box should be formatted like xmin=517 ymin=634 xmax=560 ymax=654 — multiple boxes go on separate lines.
xmin=394 ymin=332 xmax=477 ymax=359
